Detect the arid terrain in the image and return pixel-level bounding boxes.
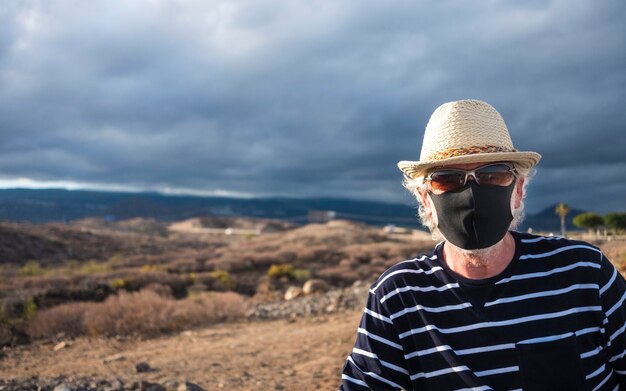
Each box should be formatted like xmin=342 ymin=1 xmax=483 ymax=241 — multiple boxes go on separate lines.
xmin=0 ymin=217 xmax=434 ymax=389
xmin=0 ymin=309 xmax=363 ymax=390
xmin=1 ymin=217 xmax=625 ymax=390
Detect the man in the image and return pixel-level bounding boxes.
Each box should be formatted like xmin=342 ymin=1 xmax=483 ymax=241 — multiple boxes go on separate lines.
xmin=340 ymin=100 xmax=626 ymax=390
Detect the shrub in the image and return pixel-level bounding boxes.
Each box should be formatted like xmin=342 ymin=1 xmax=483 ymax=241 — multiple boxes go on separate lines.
xmin=80 ymin=260 xmax=112 ymax=274
xmin=106 ymin=254 xmax=124 ymax=267
xmin=191 ymin=291 xmax=245 ymax=322
xmin=267 ymin=264 xmax=295 ymax=279
xmin=142 ymin=283 xmax=173 ymax=298
xmin=80 ymin=289 xmax=246 ymax=337
xmin=19 ymin=261 xmax=45 ymax=277
xmin=23 ymin=297 xmax=37 ymax=320
xmin=109 ymin=278 xmax=126 ymax=290
xmin=1 ymin=296 xmax=38 ymax=345
xmin=141 ymin=264 xmax=163 ymax=273
xmin=0 ymin=296 xmax=37 ymax=320
xmin=84 ymin=290 xmax=171 ymax=337
xmin=292 ymin=268 xmax=311 ymax=281
xmin=26 ymin=302 xmax=89 ymax=339
xmin=122 ymin=271 xmax=188 ymax=298
xmin=267 ymin=264 xmax=310 ymax=281
xmin=209 ymin=270 xmax=234 ymax=289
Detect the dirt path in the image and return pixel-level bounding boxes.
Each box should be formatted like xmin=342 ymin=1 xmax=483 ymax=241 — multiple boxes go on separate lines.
xmin=0 ymin=310 xmax=363 ymax=390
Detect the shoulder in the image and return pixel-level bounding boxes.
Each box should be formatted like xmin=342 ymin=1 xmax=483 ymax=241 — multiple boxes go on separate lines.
xmin=368 ymin=244 xmax=443 ymax=298
xmin=514 ymin=231 xmax=603 ymax=264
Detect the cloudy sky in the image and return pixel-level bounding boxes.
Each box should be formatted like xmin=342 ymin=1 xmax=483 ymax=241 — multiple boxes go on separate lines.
xmin=0 ymin=0 xmax=624 ymax=214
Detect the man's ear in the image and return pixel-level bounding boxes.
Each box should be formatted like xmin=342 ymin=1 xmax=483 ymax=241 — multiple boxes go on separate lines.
xmin=418 ymin=188 xmax=430 ymax=208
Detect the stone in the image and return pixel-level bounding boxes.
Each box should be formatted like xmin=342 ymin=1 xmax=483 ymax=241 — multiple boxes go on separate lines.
xmin=283 ymin=286 xmax=302 ymax=301
xmin=162 ymin=380 xmax=179 ymax=390
xmin=53 ymin=384 xmax=73 ymax=391
xmin=140 ymin=381 xmax=166 ymax=391
xmin=105 ymin=379 xmax=124 ymax=391
xmin=302 ymin=279 xmax=329 ymax=295
xmin=53 ymin=341 xmax=67 ymax=351
xmin=135 ymin=362 xmax=152 ymax=373
xmin=177 ymin=381 xmax=205 ymax=391
xmin=352 ymin=280 xmax=365 ymax=288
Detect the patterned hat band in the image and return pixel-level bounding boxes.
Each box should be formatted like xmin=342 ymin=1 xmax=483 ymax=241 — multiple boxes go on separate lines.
xmin=426 ymin=145 xmax=514 ymax=161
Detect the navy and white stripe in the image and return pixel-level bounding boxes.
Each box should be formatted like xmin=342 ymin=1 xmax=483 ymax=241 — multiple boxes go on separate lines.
xmin=340 ymin=232 xmax=626 ymax=390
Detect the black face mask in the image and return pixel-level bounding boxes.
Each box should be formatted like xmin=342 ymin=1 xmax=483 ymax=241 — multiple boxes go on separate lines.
xmin=429 ymin=181 xmax=515 ymax=250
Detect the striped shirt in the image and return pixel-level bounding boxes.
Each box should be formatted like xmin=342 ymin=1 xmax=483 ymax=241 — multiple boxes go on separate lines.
xmin=340 ymin=232 xmax=626 ymax=390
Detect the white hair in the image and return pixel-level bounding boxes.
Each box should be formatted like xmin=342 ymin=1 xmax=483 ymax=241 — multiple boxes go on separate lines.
xmin=402 ymin=164 xmax=535 ymax=242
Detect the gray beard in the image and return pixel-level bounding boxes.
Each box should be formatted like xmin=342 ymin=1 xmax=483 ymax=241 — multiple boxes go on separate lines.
xmin=446 ymin=237 xmax=504 ymax=268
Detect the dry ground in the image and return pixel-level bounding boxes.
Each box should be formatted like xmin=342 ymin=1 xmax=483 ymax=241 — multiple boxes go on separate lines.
xmin=0 ymin=309 xmax=363 ymax=390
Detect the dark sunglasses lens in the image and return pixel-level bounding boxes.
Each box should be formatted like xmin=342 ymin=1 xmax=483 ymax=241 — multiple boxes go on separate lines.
xmin=475 ymin=165 xmax=515 ymax=186
xmin=429 ymin=172 xmax=466 ymax=192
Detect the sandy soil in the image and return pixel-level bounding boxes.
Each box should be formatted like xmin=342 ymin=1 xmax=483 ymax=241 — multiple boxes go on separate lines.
xmin=0 ymin=310 xmax=363 ymax=390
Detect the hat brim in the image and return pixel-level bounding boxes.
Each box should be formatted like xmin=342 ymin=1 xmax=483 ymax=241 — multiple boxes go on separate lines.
xmin=397 ymin=151 xmax=541 ymax=179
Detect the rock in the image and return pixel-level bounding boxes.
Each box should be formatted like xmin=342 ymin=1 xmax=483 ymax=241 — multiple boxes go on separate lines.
xmin=284 ymin=286 xmax=302 ymax=301
xmin=162 ymin=380 xmax=179 ymax=390
xmin=177 ymin=381 xmax=205 ymax=391
xmin=135 ymin=361 xmax=153 ymax=373
xmin=140 ymin=381 xmax=166 ymax=391
xmin=302 ymin=279 xmax=329 ymax=295
xmin=104 ymin=378 xmax=124 ymax=391
xmin=53 ymin=341 xmax=67 ymax=351
xmin=53 ymin=383 xmax=72 ymax=391
xmin=247 ymin=282 xmax=370 ymax=320
xmin=352 ymin=280 xmax=365 ymax=288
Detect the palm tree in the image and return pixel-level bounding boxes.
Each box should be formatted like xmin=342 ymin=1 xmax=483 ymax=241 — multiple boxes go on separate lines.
xmin=555 ymin=203 xmax=570 ymax=237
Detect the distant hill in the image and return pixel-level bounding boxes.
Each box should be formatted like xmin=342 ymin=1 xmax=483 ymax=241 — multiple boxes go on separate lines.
xmin=0 ymin=189 xmax=419 ymax=226
xmin=0 ymin=188 xmax=586 ymax=232
xmin=522 ymin=204 xmax=587 ymax=233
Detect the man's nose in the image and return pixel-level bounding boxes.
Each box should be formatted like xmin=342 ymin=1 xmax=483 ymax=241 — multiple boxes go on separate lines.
xmin=465 ymin=174 xmax=478 ymax=185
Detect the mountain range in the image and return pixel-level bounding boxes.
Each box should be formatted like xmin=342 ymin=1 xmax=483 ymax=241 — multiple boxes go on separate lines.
xmin=0 ymin=188 xmax=586 ymax=232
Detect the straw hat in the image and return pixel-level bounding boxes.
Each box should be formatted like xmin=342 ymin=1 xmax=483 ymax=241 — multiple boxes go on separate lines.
xmin=397 ymin=99 xmax=541 ymax=179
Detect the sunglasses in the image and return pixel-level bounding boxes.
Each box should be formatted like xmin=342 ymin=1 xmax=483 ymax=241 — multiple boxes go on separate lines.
xmin=424 ymin=163 xmax=517 ymax=194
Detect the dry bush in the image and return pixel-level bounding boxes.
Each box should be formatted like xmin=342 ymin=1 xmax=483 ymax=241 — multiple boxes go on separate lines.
xmin=141 ymin=283 xmax=174 ymax=298
xmin=166 ymin=258 xmax=203 ymax=274
xmin=195 ymin=271 xmax=236 ymax=291
xmin=26 ymin=302 xmax=90 ymax=339
xmin=83 ymin=289 xmax=246 ymax=337
xmin=84 ymin=290 xmax=175 ymax=337
xmin=597 ymin=241 xmax=626 ymax=269
xmin=120 ymin=271 xmax=189 ymax=298
xmin=170 ymin=291 xmax=246 ymax=327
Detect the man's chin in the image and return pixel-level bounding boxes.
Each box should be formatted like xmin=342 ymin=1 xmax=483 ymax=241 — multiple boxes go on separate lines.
xmin=445 ymin=235 xmax=507 ymax=257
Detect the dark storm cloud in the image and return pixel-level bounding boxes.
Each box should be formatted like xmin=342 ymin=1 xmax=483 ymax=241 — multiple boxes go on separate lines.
xmin=0 ymin=0 xmax=624 ymax=213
